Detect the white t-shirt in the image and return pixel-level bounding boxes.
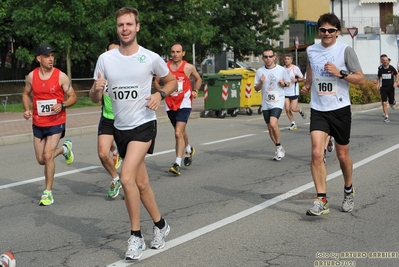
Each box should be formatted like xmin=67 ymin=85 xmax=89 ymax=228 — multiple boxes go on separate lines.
xmin=255 ymin=65 xmax=290 ymax=110
xmin=284 ymin=65 xmax=303 ymax=96
xmin=307 ymin=42 xmax=355 ymax=111
xmin=93 ymin=46 xmax=169 ymax=130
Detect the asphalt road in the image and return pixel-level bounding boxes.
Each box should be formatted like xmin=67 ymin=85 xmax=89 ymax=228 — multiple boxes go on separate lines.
xmin=1 ymin=105 xmax=399 ymax=267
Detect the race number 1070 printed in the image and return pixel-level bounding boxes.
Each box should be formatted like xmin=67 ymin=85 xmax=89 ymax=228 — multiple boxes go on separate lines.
xmin=111 ymin=85 xmax=140 ymax=101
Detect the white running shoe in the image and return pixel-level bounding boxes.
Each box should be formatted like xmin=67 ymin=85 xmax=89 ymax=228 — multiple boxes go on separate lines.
xmin=150 ymin=221 xmax=170 ymax=249
xmin=273 ymin=146 xmax=285 ymax=161
xmin=125 ymin=235 xmax=146 ymax=260
xmin=327 ymin=136 xmax=335 ymax=153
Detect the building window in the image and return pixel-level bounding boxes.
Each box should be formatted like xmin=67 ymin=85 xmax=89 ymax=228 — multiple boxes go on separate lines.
xmin=279 ymin=40 xmax=284 ymax=49
xmin=277 ymin=0 xmax=283 ymax=10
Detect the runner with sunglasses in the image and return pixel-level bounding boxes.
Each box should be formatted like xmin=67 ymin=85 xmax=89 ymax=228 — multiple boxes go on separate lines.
xmin=255 ymin=49 xmax=291 ymax=161
xmin=301 ymin=13 xmax=365 ymax=216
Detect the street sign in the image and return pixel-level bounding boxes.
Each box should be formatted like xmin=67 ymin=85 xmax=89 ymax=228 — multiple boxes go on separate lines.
xmin=295 ymin=36 xmax=299 ymax=49
xmin=347 ymin=27 xmax=358 ymax=39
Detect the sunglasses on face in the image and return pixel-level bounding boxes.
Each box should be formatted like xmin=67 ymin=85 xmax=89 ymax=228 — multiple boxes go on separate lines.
xmin=319 ymin=27 xmax=338 ymax=34
xmin=262 ymin=55 xmax=274 ymax=58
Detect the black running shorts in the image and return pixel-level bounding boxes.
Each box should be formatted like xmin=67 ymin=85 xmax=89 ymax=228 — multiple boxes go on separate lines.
xmin=98 ymin=116 xmax=114 ymax=136
xmin=310 ymin=106 xmax=351 ymax=145
xmin=113 ymin=120 xmax=157 ymax=159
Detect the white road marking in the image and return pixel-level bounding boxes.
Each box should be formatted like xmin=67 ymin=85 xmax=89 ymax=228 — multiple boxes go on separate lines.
xmin=106 ymin=144 xmax=399 ymax=266
xmin=0 ymin=166 xmax=100 ymax=190
xmin=201 ymin=134 xmax=256 ymax=145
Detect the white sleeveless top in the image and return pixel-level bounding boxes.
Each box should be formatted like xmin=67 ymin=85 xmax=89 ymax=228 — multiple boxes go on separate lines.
xmin=307 ymin=42 xmax=351 ymax=111
xmin=284 ymin=65 xmax=303 ymax=96
xmin=94 ymin=46 xmax=169 ymax=130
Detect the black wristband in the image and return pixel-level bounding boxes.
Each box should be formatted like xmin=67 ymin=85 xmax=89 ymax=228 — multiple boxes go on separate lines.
xmin=61 ymin=102 xmax=66 ymax=110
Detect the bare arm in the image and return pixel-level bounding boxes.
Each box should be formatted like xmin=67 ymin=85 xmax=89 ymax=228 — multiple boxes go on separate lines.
xmin=301 ymin=62 xmax=312 ymax=95
xmin=22 ymin=72 xmax=33 ymax=120
xmin=153 ymin=76 xmax=162 ymax=91
xmin=342 ymin=70 xmax=365 ymax=85
xmin=160 ymin=72 xmax=178 ymax=96
xmin=60 ymin=72 xmax=77 ymax=108
xmin=146 ymin=72 xmax=177 ymax=111
xmin=185 ymin=64 xmax=202 ymax=99
xmin=90 ymin=71 xmax=106 ymax=103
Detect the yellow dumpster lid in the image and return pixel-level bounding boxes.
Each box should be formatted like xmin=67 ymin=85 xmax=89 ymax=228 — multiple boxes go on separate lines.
xmin=219 ymin=68 xmax=256 ymax=78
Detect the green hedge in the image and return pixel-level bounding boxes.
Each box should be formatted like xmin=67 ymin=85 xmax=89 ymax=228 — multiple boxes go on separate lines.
xmin=298 ymin=80 xmax=380 ymax=105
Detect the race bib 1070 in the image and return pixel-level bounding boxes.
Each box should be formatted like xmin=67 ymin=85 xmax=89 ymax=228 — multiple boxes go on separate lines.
xmin=111 ymin=85 xmax=140 ymax=101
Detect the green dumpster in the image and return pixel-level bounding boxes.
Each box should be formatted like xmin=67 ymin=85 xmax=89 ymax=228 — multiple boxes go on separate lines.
xmin=202 ymin=73 xmax=242 ymax=118
xmin=219 ymin=68 xmax=261 ymax=116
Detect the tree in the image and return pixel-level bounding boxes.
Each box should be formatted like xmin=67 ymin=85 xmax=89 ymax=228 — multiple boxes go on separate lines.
xmin=10 ymin=0 xmax=134 ymax=79
xmin=208 ymin=0 xmax=294 ymax=62
xmin=0 ymin=1 xmax=13 ymax=78
xmin=136 ymin=0 xmax=218 ymax=63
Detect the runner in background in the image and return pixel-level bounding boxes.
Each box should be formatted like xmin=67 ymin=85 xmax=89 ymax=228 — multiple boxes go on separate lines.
xmin=283 ymin=53 xmax=306 ymax=130
xmin=89 ymin=40 xmax=122 ymax=198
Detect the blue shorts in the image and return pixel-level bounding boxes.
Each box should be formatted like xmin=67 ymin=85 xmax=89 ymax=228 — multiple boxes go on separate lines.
xmin=285 ymin=95 xmax=299 ymax=100
xmin=32 ymin=124 xmax=65 ymax=140
xmin=167 ymin=108 xmax=192 ymax=127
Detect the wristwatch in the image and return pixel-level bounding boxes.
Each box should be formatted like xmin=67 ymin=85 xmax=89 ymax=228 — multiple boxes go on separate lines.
xmin=339 ymin=70 xmax=349 ymax=79
xmin=157 ymin=90 xmax=166 ymax=100
xmin=61 ymin=102 xmax=66 ymax=110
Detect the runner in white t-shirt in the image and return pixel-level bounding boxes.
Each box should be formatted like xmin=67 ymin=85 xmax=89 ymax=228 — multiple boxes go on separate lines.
xmin=255 ymin=49 xmax=291 ymax=161
xmin=283 ymin=53 xmax=306 ymax=130
xmin=91 ymin=7 xmax=177 ymax=261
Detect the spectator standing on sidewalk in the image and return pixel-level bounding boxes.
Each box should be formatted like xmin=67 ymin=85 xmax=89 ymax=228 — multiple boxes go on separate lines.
xmin=301 ymin=13 xmax=365 ymax=216
xmin=153 ymin=42 xmax=202 ymax=175
xmin=22 ymin=44 xmax=77 ymax=206
xmin=377 ymin=54 xmax=398 ymax=122
xmin=91 ymin=7 xmax=177 ymax=261
xmin=89 ymin=40 xmax=123 ymax=198
xmin=255 ymin=49 xmax=291 ymax=161
xmin=283 ymin=53 xmax=306 ymax=130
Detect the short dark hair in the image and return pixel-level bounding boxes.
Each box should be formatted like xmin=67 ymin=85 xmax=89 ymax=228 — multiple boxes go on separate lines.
xmin=317 ymin=13 xmax=341 ymax=31
xmin=171 ymin=42 xmax=184 ymax=51
xmin=284 ymin=53 xmax=294 ymax=59
xmin=107 ymin=40 xmax=119 ymax=51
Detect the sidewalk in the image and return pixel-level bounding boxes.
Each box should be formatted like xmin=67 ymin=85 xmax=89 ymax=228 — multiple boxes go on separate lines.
xmin=0 ymin=97 xmax=204 ymax=146
xmin=0 ymin=97 xmax=381 ymax=146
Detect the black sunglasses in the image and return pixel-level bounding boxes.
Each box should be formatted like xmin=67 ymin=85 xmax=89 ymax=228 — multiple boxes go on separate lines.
xmin=262 ymin=55 xmax=274 ymax=58
xmin=319 ymin=27 xmax=338 ymax=34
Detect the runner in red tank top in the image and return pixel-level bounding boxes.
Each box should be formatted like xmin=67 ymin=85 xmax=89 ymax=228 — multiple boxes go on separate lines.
xmin=22 ymin=44 xmax=77 ymax=206
xmin=153 ymin=42 xmax=202 ymax=175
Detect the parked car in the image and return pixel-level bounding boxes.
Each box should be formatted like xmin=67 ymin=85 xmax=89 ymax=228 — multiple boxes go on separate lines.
xmin=199 ymin=58 xmax=254 ymax=75
xmin=201 ymin=58 xmax=251 ymax=69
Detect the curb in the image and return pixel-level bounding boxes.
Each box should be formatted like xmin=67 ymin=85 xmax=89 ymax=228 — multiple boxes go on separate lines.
xmin=0 ymin=112 xmax=202 ymax=146
xmin=0 ymin=102 xmax=380 ymax=146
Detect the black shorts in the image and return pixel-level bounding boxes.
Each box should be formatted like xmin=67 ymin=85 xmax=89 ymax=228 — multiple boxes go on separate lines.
xmin=310 ymin=106 xmax=351 ymax=145
xmin=262 ymin=108 xmax=282 ymax=124
xmin=167 ymin=108 xmax=192 ymax=127
xmin=98 ymin=116 xmax=114 ymax=135
xmin=32 ymin=124 xmax=65 ymax=140
xmin=380 ymin=87 xmax=395 ymax=104
xmin=285 ymin=95 xmax=299 ymax=100
xmin=113 ymin=120 xmax=157 ymax=159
